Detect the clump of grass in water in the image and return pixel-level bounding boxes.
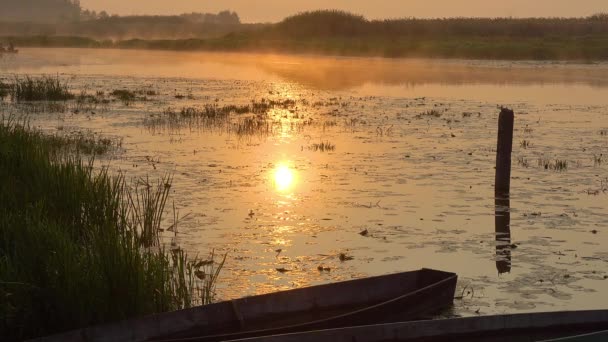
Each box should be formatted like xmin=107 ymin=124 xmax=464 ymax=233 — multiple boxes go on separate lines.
xmin=110 ymin=89 xmax=138 ymax=105
xmin=538 ymin=157 xmax=568 ymax=171
xmin=144 ymin=100 xmax=296 ymax=136
xmin=415 ymin=109 xmax=442 ymax=119
xmin=520 ymin=139 xmax=531 ymax=149
xmin=48 ymin=130 xmax=122 ymax=156
xmin=0 ymin=119 xmax=222 ymax=340
xmin=309 ymin=141 xmax=336 ymax=152
xmin=594 ymin=153 xmax=603 ymax=166
xmin=11 ymin=75 xmax=74 ymax=102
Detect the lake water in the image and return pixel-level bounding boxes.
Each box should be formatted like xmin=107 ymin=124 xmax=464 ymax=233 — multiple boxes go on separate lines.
xmin=2 ymin=48 xmax=607 ymax=316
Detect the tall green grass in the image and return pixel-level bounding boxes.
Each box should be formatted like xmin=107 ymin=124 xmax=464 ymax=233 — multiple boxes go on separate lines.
xmin=0 ymin=118 xmax=220 ymax=340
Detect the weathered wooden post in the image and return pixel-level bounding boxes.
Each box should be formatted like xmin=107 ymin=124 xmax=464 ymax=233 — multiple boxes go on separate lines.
xmin=495 ymin=108 xmax=514 ymax=274
xmin=495 ymin=108 xmax=514 ymax=198
xmin=494 ymin=108 xmax=515 ymax=274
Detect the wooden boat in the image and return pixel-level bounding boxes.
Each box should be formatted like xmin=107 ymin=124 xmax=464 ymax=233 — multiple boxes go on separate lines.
xmin=541 ymin=329 xmax=608 ymax=342
xmin=225 ymin=310 xmax=608 ymax=342
xmin=32 ymin=268 xmax=456 ymax=342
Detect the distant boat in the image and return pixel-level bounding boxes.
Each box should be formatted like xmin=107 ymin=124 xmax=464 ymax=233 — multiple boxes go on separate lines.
xmin=32 ymin=268 xmax=457 ymax=342
xmin=224 ymin=310 xmax=608 ymax=342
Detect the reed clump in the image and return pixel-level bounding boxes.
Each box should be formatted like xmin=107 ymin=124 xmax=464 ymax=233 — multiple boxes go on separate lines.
xmin=144 ymin=99 xmax=297 ymax=136
xmin=11 ymin=76 xmax=74 ymax=102
xmin=415 ymin=109 xmax=442 ymax=119
xmin=538 ymin=157 xmax=568 ymax=171
xmin=110 ymin=89 xmax=138 ymax=105
xmin=0 ymin=119 xmax=221 ymax=340
xmin=309 ymin=141 xmax=336 ymax=152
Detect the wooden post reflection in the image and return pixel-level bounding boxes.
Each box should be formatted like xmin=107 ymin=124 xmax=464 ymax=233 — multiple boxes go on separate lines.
xmin=495 ymin=197 xmax=511 ymax=274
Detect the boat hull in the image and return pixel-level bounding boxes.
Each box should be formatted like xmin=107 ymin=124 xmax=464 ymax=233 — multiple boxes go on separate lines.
xmin=32 ymin=268 xmax=457 ymax=342
xmin=226 ymin=310 xmax=608 ymax=342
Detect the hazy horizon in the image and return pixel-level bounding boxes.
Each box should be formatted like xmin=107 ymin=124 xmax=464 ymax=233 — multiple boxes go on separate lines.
xmin=79 ymin=0 xmax=608 ymax=22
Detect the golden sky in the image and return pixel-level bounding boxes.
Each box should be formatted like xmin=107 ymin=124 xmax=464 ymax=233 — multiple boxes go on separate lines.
xmin=80 ymin=0 xmax=608 ymax=22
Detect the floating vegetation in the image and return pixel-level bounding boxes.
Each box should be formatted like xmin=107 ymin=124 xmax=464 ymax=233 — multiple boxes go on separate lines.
xmin=110 ymin=89 xmax=138 ymax=105
xmin=586 ymin=178 xmax=607 ymax=195
xmin=339 ymin=253 xmax=354 ymax=262
xmin=594 ymin=153 xmax=603 ymax=166
xmin=309 ymin=141 xmax=336 ymax=152
xmin=520 ymin=139 xmax=531 ymax=149
xmin=517 ymin=156 xmax=530 ymax=168
xmin=144 ymin=99 xmax=300 ymax=138
xmin=538 ymin=158 xmax=568 ymax=171
xmin=73 ymin=90 xmax=109 ymax=113
xmin=53 ymin=130 xmax=122 ymax=155
xmin=415 ymin=109 xmax=442 ymax=119
xmin=145 ymin=105 xmax=234 ymax=133
xmin=233 ymin=116 xmax=280 ymax=137
xmin=11 ymin=75 xmax=74 ymax=102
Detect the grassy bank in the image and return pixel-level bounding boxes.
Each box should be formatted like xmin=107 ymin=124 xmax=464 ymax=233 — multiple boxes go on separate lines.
xmin=0 ymin=119 xmax=220 ymax=340
xmin=4 ymin=11 xmax=608 ymax=60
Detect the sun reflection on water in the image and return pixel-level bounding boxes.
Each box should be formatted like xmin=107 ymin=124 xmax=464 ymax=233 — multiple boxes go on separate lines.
xmin=274 ymin=163 xmax=296 ymax=192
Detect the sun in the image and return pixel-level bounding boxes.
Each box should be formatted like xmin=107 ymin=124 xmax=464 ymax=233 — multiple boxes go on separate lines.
xmin=274 ymin=164 xmax=295 ymax=192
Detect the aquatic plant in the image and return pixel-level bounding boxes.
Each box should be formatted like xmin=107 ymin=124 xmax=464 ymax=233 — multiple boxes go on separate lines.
xmin=309 ymin=141 xmax=336 ymax=152
xmin=11 ymin=75 xmax=74 ymax=102
xmin=144 ymin=99 xmax=297 ymax=137
xmin=0 ymin=119 xmax=222 ymax=340
xmin=538 ymin=157 xmax=568 ymax=171
xmin=110 ymin=89 xmax=138 ymax=105
xmin=51 ymin=130 xmax=122 ymax=155
xmin=593 ymin=153 xmax=603 ymax=166
xmin=415 ymin=109 xmax=442 ymax=119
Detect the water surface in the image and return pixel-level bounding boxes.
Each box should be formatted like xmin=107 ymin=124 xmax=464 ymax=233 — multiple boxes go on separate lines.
xmin=2 ymin=48 xmax=607 ymax=316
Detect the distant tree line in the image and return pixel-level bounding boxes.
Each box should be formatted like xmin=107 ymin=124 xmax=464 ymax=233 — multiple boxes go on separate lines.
xmin=0 ymin=0 xmax=240 ymax=28
xmin=180 ymin=11 xmax=240 ymax=25
xmin=265 ymin=10 xmax=608 ymax=38
xmin=3 ymin=8 xmax=608 ymax=45
xmin=0 ymin=0 xmax=242 ymax=40
xmin=2 ymin=0 xmax=82 ymax=23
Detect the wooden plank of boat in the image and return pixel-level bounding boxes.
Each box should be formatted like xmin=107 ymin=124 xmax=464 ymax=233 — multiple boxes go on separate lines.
xmin=31 ymin=268 xmax=457 ymax=342
xmin=223 ymin=310 xmax=608 ymax=342
xmin=540 ymin=330 xmax=608 ymax=342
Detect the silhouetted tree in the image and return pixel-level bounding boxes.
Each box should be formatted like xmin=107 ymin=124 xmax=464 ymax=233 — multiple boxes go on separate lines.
xmin=1 ymin=0 xmax=81 ymax=23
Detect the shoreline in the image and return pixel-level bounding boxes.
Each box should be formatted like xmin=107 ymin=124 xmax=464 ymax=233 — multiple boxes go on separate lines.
xmin=4 ymin=35 xmax=608 ymax=62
